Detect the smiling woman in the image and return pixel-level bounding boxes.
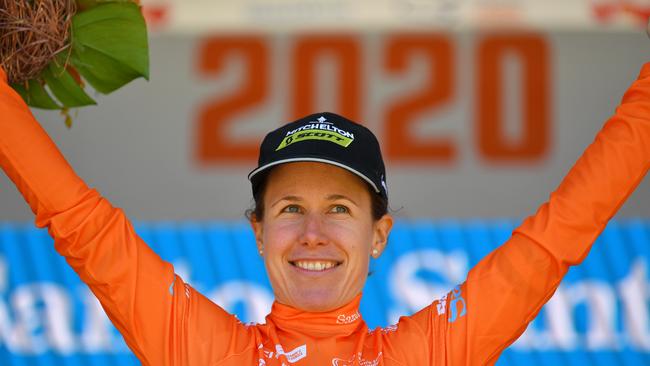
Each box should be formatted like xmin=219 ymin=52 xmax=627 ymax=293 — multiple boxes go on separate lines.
xmin=1 ymin=58 xmax=650 ymax=365
xmin=251 ymin=161 xmax=393 ymax=312
xmin=246 ymin=113 xmax=394 ymax=313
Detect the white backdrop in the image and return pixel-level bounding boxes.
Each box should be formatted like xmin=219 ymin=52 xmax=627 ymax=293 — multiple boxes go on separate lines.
xmin=1 ymin=31 xmax=649 ymax=221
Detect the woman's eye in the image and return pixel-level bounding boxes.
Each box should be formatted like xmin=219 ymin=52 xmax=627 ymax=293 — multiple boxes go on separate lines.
xmin=330 ymin=205 xmax=349 ymax=214
xmin=282 ymin=205 xmax=301 ymax=214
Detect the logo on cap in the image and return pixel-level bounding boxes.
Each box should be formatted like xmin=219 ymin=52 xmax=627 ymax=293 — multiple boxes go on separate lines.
xmin=276 ymin=116 xmax=355 ymax=151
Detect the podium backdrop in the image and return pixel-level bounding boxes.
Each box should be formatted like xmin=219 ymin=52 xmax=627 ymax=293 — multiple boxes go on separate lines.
xmin=0 ymin=220 xmax=649 ymax=365
xmin=1 ymin=31 xmax=650 ymax=222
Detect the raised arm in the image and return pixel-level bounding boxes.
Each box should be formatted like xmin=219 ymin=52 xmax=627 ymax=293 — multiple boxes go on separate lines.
xmin=0 ymin=69 xmax=249 ymax=365
xmin=402 ymin=63 xmax=650 ymax=365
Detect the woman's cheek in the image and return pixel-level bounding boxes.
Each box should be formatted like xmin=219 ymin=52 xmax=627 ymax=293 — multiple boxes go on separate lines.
xmin=264 ymin=221 xmax=300 ymax=251
xmin=328 ymin=220 xmax=371 ymax=248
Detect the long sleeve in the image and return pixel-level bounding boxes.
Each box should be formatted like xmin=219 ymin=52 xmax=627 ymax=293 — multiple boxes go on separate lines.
xmin=0 ymin=69 xmax=253 ymax=365
xmin=402 ymin=63 xmax=650 ymax=365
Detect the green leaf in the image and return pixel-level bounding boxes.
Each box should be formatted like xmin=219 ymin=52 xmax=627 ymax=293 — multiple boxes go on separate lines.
xmin=72 ymin=2 xmax=149 ymax=92
xmin=9 ymin=1 xmax=148 ymax=112
xmin=11 ymin=80 xmax=62 ymax=110
xmin=76 ymin=0 xmax=136 ymax=13
xmin=11 ymin=83 xmax=29 ymax=101
xmin=70 ymin=45 xmax=141 ymax=94
xmin=43 ymin=61 xmax=96 ymax=107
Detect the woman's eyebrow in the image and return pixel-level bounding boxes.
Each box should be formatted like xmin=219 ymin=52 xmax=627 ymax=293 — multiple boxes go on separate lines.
xmin=327 ymin=194 xmax=358 ymax=206
xmin=270 ymin=195 xmax=302 ymax=208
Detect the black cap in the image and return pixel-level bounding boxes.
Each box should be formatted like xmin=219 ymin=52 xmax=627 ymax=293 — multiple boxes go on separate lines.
xmin=248 ymin=112 xmax=388 ymax=200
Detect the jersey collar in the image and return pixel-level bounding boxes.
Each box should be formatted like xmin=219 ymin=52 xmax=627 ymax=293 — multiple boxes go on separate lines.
xmin=266 ymin=293 xmax=365 ymax=337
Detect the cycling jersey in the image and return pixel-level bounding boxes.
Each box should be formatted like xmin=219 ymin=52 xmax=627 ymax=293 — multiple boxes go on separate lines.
xmin=1 ymin=64 xmax=649 ymax=366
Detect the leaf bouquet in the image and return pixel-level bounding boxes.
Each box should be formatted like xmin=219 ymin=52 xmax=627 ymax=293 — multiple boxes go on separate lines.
xmin=0 ymin=0 xmax=149 ymax=126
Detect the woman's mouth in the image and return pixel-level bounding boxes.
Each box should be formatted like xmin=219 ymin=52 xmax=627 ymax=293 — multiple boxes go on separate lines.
xmin=289 ymin=260 xmax=342 ymax=272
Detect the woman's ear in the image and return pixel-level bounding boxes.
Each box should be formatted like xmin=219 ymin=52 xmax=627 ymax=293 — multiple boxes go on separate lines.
xmin=249 ymin=216 xmax=264 ymax=256
xmin=371 ymin=214 xmax=393 ymax=258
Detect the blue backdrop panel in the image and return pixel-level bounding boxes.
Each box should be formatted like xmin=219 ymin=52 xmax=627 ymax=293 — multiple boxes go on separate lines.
xmin=0 ymin=220 xmax=649 ymax=365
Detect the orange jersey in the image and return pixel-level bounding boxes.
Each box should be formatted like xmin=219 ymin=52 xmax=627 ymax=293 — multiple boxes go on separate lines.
xmin=1 ymin=65 xmax=649 ymax=366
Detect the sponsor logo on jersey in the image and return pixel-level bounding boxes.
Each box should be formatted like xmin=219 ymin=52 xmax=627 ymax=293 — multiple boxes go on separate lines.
xmin=332 ymin=352 xmax=382 ymax=366
xmin=257 ymin=343 xmax=307 ymax=364
xmin=336 ymin=310 xmax=361 ymax=324
xmin=276 ymin=116 xmax=355 ymax=151
xmin=434 ymin=284 xmax=467 ymax=322
xmin=436 ymin=294 xmax=447 ymax=316
xmin=382 ymin=324 xmax=398 ymax=333
xmin=278 ymin=344 xmax=307 ymax=363
xmin=368 ymin=324 xmax=398 ymax=334
xmin=449 ymin=285 xmax=466 ymax=323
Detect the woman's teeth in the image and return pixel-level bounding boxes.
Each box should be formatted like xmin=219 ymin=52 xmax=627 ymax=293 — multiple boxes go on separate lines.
xmin=292 ymin=260 xmax=338 ymax=271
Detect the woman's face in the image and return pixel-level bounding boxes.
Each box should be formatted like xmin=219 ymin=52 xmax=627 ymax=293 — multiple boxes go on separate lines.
xmin=250 ymin=162 xmax=393 ymax=312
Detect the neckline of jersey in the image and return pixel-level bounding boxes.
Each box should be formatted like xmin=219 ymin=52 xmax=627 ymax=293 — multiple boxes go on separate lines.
xmin=266 ymin=293 xmax=365 ymax=337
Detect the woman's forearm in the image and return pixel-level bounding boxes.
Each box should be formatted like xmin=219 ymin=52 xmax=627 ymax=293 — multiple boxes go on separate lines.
xmin=515 ymin=63 xmax=650 ymax=265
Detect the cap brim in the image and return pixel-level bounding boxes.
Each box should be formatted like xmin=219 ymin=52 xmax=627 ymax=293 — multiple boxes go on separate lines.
xmin=248 ymin=157 xmax=381 ymax=194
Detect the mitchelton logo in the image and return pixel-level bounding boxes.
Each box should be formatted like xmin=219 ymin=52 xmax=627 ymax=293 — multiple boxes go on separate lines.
xmin=276 ymin=116 xmax=355 ymax=151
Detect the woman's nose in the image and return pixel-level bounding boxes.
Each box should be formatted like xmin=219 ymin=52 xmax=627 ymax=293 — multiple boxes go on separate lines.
xmin=299 ymin=213 xmax=327 ymax=247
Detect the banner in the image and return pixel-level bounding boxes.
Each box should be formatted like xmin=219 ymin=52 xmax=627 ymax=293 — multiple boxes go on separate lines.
xmin=0 ymin=220 xmax=649 ymax=365
xmin=140 ymin=0 xmax=650 ymax=33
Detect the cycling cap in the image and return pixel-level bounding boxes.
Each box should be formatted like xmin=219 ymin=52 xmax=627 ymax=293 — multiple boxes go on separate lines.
xmin=248 ymin=112 xmax=388 ymax=200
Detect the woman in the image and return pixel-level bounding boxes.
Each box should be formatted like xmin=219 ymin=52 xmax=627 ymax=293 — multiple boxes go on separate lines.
xmin=1 ymin=57 xmax=649 ymax=365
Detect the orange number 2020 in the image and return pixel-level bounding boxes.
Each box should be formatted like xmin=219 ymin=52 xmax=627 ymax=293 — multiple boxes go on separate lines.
xmin=196 ymin=34 xmax=550 ymax=164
